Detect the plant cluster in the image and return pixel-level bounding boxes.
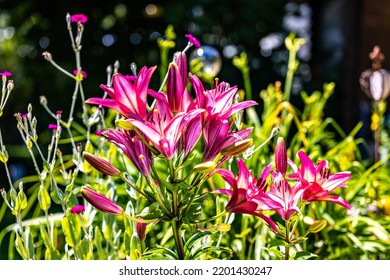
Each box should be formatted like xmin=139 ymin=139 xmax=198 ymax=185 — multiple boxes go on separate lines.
xmin=0 ymin=13 xmax=389 ymax=260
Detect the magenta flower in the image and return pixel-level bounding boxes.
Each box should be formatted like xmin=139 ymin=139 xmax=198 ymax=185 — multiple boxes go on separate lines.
xmin=214 ymin=159 xmax=278 ymax=232
xmin=81 ymin=186 xmax=124 ymax=215
xmin=180 ymin=116 xmax=202 ymax=157
xmin=56 ymin=110 xmax=63 ymax=115
xmin=70 ymin=205 xmax=85 ymax=215
xmin=202 ymin=114 xmax=252 ymax=162
xmin=48 ymin=123 xmax=61 ymax=130
xmin=266 ymin=180 xmax=307 ymax=221
xmin=289 ymin=151 xmax=352 ymax=209
xmin=86 ymin=67 xmax=157 ymax=120
xmin=189 ymin=74 xmax=257 ymax=120
xmin=185 ymin=34 xmax=201 ymax=48
xmin=0 ymin=71 xmax=12 ymax=77
xmin=71 ymin=14 xmax=88 ymax=23
xmin=128 ymin=100 xmax=204 ymax=159
xmin=73 ymin=70 xmax=87 ymax=79
xmin=103 ymin=129 xmax=153 ymax=176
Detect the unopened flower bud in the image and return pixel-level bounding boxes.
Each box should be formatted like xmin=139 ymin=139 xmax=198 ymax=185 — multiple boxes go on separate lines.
xmin=0 ymin=147 xmax=9 ymax=163
xmin=221 ymin=138 xmax=253 ymax=157
xmin=106 ymin=64 xmax=113 ymax=76
xmin=82 ymin=152 xmax=121 ymax=176
xmin=193 ymin=161 xmax=217 ymax=173
xmin=42 ymin=51 xmax=53 ymax=61
xmin=7 ymin=80 xmax=14 ymax=91
xmin=39 ymin=96 xmax=48 ymax=106
xmin=66 ymin=13 xmax=71 ymax=25
xmin=136 ymin=218 xmax=147 ymax=241
xmin=81 ymin=186 xmax=124 ymax=215
xmin=114 ymin=60 xmax=120 ymax=72
xmin=275 ymin=137 xmax=287 ymax=176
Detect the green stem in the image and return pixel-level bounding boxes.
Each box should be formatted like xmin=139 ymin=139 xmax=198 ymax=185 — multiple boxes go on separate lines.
xmin=373 ymin=101 xmax=380 ymax=164
xmin=120 ymin=173 xmax=155 ymax=202
xmin=285 ymin=219 xmax=291 ymax=260
xmin=146 ymin=172 xmax=172 ymax=218
xmin=182 ymin=174 xmax=209 ymax=218
xmin=122 ymin=212 xmax=160 ymax=224
xmin=171 ymin=219 xmax=185 ymax=260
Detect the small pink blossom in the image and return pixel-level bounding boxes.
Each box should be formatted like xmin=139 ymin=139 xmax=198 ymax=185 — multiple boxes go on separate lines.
xmin=0 ymin=71 xmax=12 ymax=77
xmin=185 ymin=34 xmax=200 ymax=47
xmin=70 ymin=205 xmax=85 ymax=214
xmin=56 ymin=110 xmax=63 ymax=115
xmin=71 ymin=14 xmax=88 ymax=23
xmin=48 ymin=123 xmax=61 ymax=130
xmin=21 ymin=113 xmax=28 ymax=119
xmin=73 ymin=70 xmax=87 ymax=79
xmin=95 ymin=130 xmax=103 ymax=136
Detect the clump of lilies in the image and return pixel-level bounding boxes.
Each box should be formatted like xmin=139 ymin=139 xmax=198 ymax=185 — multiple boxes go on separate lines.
xmin=80 ymin=34 xmax=352 ymax=260
xmin=214 ymin=137 xmax=351 ymax=259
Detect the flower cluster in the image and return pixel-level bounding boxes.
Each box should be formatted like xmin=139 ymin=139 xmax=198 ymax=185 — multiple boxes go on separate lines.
xmin=85 ymin=37 xmax=256 ymax=173
xmin=79 ymin=33 xmax=352 ymax=260
xmin=214 ymin=137 xmax=351 ymax=232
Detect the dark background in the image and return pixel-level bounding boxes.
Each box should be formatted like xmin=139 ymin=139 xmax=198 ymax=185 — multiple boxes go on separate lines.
xmin=0 ymin=0 xmax=388 ymax=183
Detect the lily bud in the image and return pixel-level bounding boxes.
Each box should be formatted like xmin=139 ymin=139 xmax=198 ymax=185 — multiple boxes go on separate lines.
xmin=136 ymin=218 xmax=147 ymax=242
xmin=193 ymin=161 xmax=217 ymax=173
xmin=275 ymin=137 xmax=287 ymax=176
xmin=221 ymin=138 xmax=253 ymax=157
xmin=81 ymin=186 xmax=124 ymax=215
xmin=82 ymin=152 xmax=120 ymax=176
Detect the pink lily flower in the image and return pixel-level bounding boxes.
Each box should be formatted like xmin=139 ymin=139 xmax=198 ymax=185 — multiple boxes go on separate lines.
xmin=189 ymin=74 xmax=257 ymax=120
xmin=86 ymin=66 xmax=157 ymax=120
xmin=289 ymin=151 xmax=352 ymax=209
xmin=266 ymin=180 xmax=307 ymax=221
xmin=214 ymin=158 xmax=278 ymax=232
xmin=202 ymin=114 xmax=252 ymax=162
xmin=103 ymin=129 xmax=153 ymax=176
xmin=128 ymin=100 xmax=204 ymax=159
